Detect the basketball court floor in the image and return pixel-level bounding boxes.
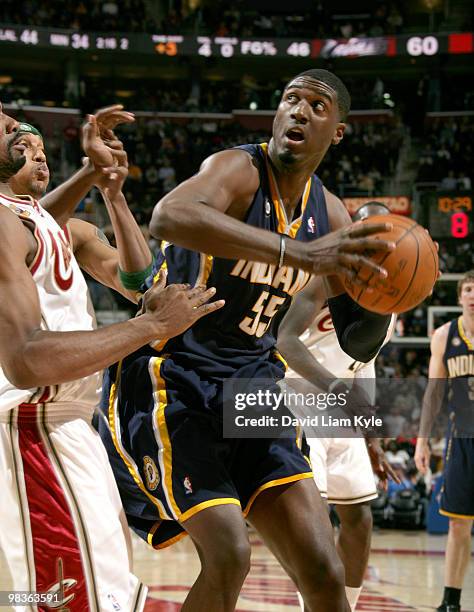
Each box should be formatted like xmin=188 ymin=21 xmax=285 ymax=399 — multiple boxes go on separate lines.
xmin=136 ymin=529 xmax=474 ymax=611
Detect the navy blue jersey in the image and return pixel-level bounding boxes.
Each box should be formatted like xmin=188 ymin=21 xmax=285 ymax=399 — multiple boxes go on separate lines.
xmin=143 ymin=143 xmax=330 ymax=379
xmin=443 ymin=317 xmax=474 ymax=434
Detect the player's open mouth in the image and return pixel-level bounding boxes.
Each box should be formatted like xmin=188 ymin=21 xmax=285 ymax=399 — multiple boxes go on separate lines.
xmin=285 ymin=128 xmax=305 ymax=143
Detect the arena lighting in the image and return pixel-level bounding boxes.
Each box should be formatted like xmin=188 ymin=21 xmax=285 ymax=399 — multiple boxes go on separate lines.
xmin=249 ymin=101 xmax=258 ymax=110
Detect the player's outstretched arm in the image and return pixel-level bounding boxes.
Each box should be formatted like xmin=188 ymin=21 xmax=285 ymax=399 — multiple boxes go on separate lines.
xmin=0 ymin=208 xmax=224 ymax=389
xmin=415 ymin=324 xmax=449 ymax=473
xmin=69 ymin=135 xmax=152 ymax=303
xmin=277 ymin=276 xmax=339 ymax=390
xmin=40 ymin=106 xmax=134 ymax=227
xmin=150 ymin=150 xmax=394 ymax=283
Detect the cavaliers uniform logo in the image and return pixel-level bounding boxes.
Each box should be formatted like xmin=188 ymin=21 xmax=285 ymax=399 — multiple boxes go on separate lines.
xmin=143 ymin=456 xmax=160 ymax=491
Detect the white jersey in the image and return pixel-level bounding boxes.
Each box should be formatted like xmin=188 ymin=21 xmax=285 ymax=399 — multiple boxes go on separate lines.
xmin=0 ymin=193 xmax=100 ymax=413
xmin=286 ymin=305 xmax=396 ymax=404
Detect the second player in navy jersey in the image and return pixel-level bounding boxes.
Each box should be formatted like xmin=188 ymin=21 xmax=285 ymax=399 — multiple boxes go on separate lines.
xmin=415 ymin=271 xmax=474 ymax=612
xmin=99 ymin=69 xmax=397 ymax=612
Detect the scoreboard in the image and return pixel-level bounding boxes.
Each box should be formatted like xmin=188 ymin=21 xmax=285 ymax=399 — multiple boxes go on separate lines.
xmin=0 ymin=25 xmax=473 ymax=59
xmin=423 ymin=193 xmax=473 ymax=239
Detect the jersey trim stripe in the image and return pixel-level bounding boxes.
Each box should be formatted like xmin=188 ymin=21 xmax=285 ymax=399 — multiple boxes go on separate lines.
xmin=150 ymin=357 xmax=181 ymax=520
xmin=458 ymin=316 xmax=474 ymax=350
xmin=108 ymin=361 xmax=172 ymax=520
xmin=40 ymin=408 xmax=101 ymax=611
xmin=180 ymin=498 xmax=242 ymax=523
xmin=17 ymin=404 xmax=91 ymax=610
xmin=242 ymin=472 xmax=313 ymax=517
xmin=196 ymin=253 xmax=214 ymax=286
xmin=9 ymin=410 xmax=37 ymax=592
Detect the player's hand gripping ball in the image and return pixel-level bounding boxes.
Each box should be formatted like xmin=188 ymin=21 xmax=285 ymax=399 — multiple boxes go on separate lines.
xmin=343 ymin=214 xmax=439 ymax=314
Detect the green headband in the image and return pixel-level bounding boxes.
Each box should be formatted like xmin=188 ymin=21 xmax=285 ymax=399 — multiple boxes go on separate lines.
xmin=17 ymin=123 xmax=43 ymax=140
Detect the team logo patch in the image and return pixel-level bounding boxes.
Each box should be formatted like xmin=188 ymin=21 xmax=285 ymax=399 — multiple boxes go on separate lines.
xmin=264 ymin=199 xmax=271 ymax=216
xmin=452 ymin=337 xmax=461 ymax=346
xmin=143 ymin=455 xmax=160 ymax=491
xmin=183 ymin=475 xmax=193 ymax=495
xmin=307 ymin=216 xmax=316 ymax=233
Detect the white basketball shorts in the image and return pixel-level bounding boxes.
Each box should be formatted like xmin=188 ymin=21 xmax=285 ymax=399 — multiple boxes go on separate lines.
xmin=308 ymin=436 xmax=377 ymax=505
xmin=0 ymin=402 xmax=147 ymax=612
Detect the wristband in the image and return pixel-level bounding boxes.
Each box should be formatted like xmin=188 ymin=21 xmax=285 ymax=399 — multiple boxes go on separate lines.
xmin=118 ymin=258 xmax=154 ymax=290
xmin=279 ymin=234 xmax=287 ymax=268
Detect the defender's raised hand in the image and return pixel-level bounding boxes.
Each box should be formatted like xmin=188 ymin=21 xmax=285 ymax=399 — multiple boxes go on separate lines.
xmin=81 ymin=105 xmax=134 ymax=169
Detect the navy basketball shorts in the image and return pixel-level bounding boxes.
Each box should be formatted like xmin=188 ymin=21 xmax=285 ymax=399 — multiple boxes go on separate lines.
xmin=440 ymin=418 xmax=474 ymax=519
xmin=98 ymin=352 xmax=313 ymax=548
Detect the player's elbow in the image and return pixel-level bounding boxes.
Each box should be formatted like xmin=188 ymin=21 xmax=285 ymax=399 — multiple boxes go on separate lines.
xmin=3 ymin=362 xmax=38 ymax=390
xmin=150 ymin=199 xmax=175 ymax=240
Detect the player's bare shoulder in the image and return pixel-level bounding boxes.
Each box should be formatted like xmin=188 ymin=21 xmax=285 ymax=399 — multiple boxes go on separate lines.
xmin=431 ymin=321 xmax=450 ymax=354
xmin=323 ymin=186 xmax=352 ymax=231
xmin=198 ymin=148 xmax=261 ymax=219
xmin=0 ymin=204 xmax=37 ymax=265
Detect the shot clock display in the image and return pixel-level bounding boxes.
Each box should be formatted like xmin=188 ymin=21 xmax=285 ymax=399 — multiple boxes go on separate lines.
xmin=424 ymin=193 xmax=473 ymax=239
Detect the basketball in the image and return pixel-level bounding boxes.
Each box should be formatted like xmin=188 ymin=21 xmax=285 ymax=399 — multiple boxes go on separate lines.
xmin=343 ymin=214 xmax=439 ymax=315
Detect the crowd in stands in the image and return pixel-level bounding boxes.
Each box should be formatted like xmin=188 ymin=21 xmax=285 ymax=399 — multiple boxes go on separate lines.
xmin=1 ymin=0 xmax=471 ymax=38
xmin=0 ymin=0 xmax=154 ymax=32
xmin=416 ymin=117 xmax=474 ymax=189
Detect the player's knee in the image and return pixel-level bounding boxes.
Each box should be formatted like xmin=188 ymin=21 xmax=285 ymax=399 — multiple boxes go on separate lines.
xmin=205 ymin=538 xmax=251 ymax=585
xmin=449 ymin=517 xmax=473 ymax=539
xmin=339 ymin=503 xmax=373 ymax=536
xmin=299 ymin=550 xmax=346 ymax=594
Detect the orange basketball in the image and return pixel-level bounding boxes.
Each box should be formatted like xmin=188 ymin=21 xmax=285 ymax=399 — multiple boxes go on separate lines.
xmin=343 ymin=214 xmax=439 ymax=315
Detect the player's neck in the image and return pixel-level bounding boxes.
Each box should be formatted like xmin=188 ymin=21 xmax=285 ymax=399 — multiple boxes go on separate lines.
xmin=462 ymin=313 xmax=474 ymax=336
xmin=0 ymin=183 xmax=15 ymax=197
xmin=267 ymin=144 xmax=314 ymax=215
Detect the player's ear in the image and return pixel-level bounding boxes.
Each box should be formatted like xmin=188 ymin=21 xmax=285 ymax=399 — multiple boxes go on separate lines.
xmin=332 ymin=122 xmax=345 ymax=145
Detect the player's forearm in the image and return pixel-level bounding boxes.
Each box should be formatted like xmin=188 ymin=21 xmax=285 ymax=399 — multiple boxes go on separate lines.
xmin=5 ymin=316 xmax=161 ymax=389
xmin=40 ymin=161 xmax=101 ymax=227
xmin=102 ymin=190 xmax=152 ymax=273
xmin=328 ymin=294 xmax=391 ymax=362
xmin=278 ymin=337 xmax=336 ymax=391
xmin=418 ymin=378 xmax=446 ymax=438
xmin=150 ymin=199 xmax=309 ymax=270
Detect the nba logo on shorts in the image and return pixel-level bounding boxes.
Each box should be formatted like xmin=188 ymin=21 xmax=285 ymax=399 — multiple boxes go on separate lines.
xmin=184 ymin=475 xmax=193 ymax=495
xmin=143 ymin=456 xmax=160 ymax=491
xmin=307 ymin=217 xmax=315 ymax=233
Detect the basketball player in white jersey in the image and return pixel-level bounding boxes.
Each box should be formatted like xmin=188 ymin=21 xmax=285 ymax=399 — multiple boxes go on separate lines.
xmin=278 ymin=202 xmax=398 ymax=612
xmin=0 ymin=103 xmax=224 ymax=611
xmin=8 ymin=114 xmax=155 ymax=305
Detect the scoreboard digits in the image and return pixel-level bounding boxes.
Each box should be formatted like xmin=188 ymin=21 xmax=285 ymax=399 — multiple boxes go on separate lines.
xmin=0 ymin=24 xmax=473 ymax=59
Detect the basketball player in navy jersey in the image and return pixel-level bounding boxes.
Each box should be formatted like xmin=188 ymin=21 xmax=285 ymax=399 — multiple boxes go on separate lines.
xmin=99 ymin=69 xmax=397 ymax=612
xmin=415 ymin=270 xmax=474 ymax=612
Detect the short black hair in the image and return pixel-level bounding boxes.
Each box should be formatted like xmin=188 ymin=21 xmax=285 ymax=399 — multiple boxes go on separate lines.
xmin=352 ymin=201 xmax=390 ymax=221
xmin=285 ymin=69 xmax=351 ymax=120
